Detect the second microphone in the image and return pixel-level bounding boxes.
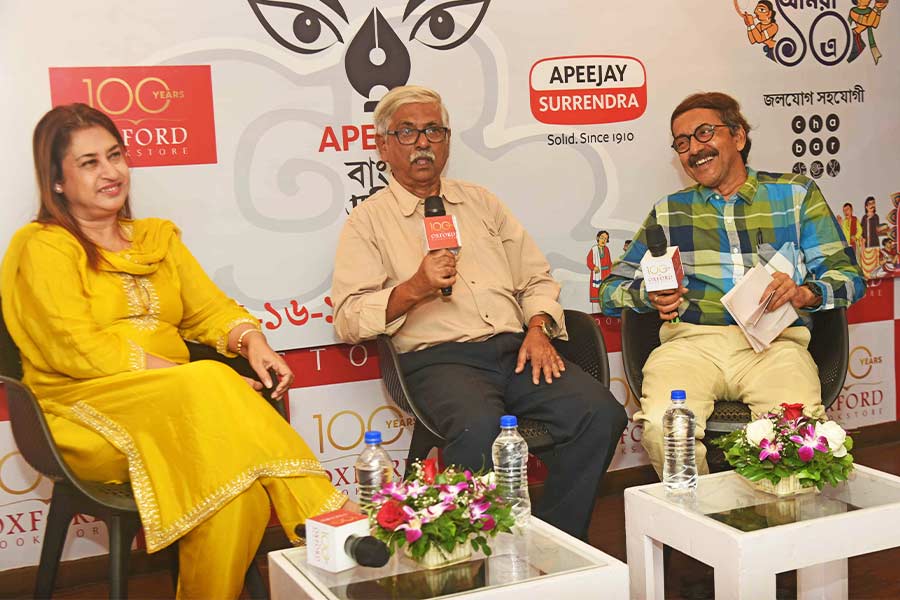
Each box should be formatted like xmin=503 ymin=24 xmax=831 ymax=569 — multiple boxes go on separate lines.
xmin=423 ymin=195 xmax=462 ymax=297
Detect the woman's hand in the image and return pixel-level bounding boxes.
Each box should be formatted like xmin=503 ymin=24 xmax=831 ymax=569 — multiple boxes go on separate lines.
xmin=241 ymin=331 xmax=295 ymax=400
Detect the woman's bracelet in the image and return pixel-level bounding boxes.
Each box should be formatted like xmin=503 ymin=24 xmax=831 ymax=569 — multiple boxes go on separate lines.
xmin=236 ymin=328 xmax=263 ymax=356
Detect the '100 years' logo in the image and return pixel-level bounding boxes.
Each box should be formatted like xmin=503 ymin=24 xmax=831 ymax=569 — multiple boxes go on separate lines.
xmin=48 ymin=66 xmax=218 ymax=168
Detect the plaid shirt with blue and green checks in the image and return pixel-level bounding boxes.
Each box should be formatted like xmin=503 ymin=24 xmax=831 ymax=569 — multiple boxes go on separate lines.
xmin=599 ymin=168 xmax=864 ymax=325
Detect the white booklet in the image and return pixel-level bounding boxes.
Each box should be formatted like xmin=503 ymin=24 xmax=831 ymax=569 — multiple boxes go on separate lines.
xmin=720 ymin=263 xmax=798 ymax=353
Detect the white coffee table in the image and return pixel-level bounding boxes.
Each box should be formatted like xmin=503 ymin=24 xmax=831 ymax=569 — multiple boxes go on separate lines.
xmin=269 ymin=518 xmax=628 ymax=599
xmin=625 ymin=464 xmax=900 ymax=599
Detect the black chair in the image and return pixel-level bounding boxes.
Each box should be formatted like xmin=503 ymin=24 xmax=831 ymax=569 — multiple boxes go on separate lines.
xmin=0 ymin=302 xmax=272 ymax=599
xmin=620 ymin=307 xmax=849 ymax=433
xmin=377 ymin=309 xmax=611 ymax=465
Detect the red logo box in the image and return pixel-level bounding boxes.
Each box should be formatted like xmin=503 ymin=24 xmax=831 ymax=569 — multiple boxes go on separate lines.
xmin=848 ymin=278 xmax=894 ymax=325
xmin=48 ymin=65 xmax=217 ymax=168
xmin=530 ymin=55 xmax=647 ymax=125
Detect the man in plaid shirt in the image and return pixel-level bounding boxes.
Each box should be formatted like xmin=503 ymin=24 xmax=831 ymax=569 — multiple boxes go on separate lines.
xmin=599 ymin=92 xmax=864 ymax=476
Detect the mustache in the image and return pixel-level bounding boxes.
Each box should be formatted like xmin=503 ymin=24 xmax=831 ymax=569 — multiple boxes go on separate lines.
xmin=409 ymin=149 xmax=436 ymax=164
xmin=688 ymin=149 xmax=718 ymax=168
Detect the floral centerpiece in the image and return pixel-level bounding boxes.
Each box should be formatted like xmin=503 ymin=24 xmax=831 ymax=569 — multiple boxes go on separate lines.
xmin=369 ymin=458 xmax=515 ymax=569
xmin=712 ymin=403 xmax=855 ymax=495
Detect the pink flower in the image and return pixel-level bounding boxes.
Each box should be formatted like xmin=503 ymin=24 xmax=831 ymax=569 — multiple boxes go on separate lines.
xmin=758 ymin=438 xmax=782 ymax=463
xmin=481 ymin=515 xmax=496 ymax=531
xmin=468 ymin=499 xmax=491 ymax=521
xmin=789 ymin=424 xmax=829 ymax=462
xmin=405 ymin=480 xmax=428 ymax=498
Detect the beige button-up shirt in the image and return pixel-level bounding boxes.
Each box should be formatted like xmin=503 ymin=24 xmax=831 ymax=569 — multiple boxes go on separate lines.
xmin=331 ymin=177 xmax=567 ymax=353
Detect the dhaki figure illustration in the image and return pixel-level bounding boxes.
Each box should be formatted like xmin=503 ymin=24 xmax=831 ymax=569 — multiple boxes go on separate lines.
xmin=735 ymin=0 xmax=779 ymax=61
xmin=836 ymin=202 xmax=862 ymax=258
xmin=857 ymin=196 xmax=893 ymax=278
xmin=848 ymin=0 xmax=889 ymax=64
xmin=586 ymin=230 xmax=611 ymax=303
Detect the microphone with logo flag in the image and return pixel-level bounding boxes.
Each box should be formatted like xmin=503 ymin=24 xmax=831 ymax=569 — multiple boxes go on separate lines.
xmin=305 ymin=509 xmax=390 ymax=572
xmin=640 ymin=224 xmax=685 ymax=321
xmin=423 ymin=195 xmax=461 ymax=296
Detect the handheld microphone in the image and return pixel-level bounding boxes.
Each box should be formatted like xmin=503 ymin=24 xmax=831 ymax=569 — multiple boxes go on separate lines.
xmin=640 ymin=224 xmax=685 ymax=293
xmin=423 ymin=195 xmax=460 ymax=297
xmin=344 ymin=534 xmax=390 ymax=568
xmin=306 ymin=509 xmax=390 ymax=572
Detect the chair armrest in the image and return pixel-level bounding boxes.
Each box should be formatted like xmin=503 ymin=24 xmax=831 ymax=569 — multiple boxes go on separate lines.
xmin=554 ymin=309 xmax=610 ymax=387
xmin=621 ymin=310 xmax=664 ymax=400
xmin=376 ymin=335 xmax=443 ymax=437
xmin=2 ymin=375 xmax=70 ymax=481
xmin=808 ymin=307 xmax=849 ymax=411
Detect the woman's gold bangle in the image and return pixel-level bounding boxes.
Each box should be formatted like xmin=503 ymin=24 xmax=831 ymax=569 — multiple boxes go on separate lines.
xmin=236 ymin=328 xmax=263 ymax=356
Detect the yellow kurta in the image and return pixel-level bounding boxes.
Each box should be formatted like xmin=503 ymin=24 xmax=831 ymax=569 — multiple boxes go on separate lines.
xmin=1 ymin=219 xmax=343 ymax=552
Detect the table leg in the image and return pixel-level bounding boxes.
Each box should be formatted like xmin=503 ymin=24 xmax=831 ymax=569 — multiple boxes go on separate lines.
xmin=714 ymin=563 xmax=776 ymax=600
xmin=626 ymin=532 xmax=664 ymax=600
xmin=797 ymin=559 xmax=848 ymax=600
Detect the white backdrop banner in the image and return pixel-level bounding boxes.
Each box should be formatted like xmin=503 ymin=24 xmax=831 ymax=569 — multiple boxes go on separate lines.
xmin=0 ymin=0 xmax=898 ymax=573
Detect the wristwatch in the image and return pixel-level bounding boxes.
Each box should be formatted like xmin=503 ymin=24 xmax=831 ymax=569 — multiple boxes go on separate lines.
xmin=529 ymin=318 xmax=556 ymax=339
xmin=803 ymin=281 xmax=823 ymax=307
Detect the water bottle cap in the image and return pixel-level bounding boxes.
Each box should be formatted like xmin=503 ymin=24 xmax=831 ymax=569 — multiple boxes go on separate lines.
xmin=671 ymin=390 xmax=686 ymax=401
xmin=364 ymin=430 xmax=383 ymax=445
xmin=499 ymin=415 xmax=518 ymax=428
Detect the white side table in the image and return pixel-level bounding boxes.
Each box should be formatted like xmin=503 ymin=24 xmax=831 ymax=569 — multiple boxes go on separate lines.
xmin=269 ymin=518 xmax=627 ymax=599
xmin=625 ymin=465 xmax=900 ymax=599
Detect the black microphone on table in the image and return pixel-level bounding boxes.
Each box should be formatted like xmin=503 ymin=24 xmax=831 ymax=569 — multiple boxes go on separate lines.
xmin=344 ymin=534 xmax=391 ymax=568
xmin=423 ymin=195 xmax=461 ymax=297
xmin=300 ymin=514 xmax=390 ymax=571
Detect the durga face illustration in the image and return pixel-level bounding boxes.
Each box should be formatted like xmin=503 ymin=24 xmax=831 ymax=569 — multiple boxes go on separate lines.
xmin=248 ymin=0 xmax=492 ymax=110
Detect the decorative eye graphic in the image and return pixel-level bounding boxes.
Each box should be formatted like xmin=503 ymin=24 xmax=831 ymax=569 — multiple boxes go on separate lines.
xmin=248 ymin=0 xmax=346 ymax=54
xmin=409 ymin=0 xmax=490 ymax=50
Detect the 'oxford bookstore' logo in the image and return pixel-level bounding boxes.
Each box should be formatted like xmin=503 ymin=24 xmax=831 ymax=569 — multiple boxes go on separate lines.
xmin=48 ymin=66 xmax=218 ymax=168
xmin=529 ymin=55 xmax=647 ymax=125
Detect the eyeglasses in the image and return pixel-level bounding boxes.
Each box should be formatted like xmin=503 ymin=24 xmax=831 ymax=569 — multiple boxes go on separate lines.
xmin=385 ymin=126 xmax=450 ymax=145
xmin=671 ymin=123 xmax=734 ymax=154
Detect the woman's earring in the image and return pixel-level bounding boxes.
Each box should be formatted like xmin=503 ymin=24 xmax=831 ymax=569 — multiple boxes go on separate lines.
xmin=54 ymin=184 xmax=63 ymax=194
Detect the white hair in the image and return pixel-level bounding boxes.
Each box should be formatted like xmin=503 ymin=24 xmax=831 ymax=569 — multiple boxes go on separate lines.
xmin=373 ymin=85 xmax=450 ymax=135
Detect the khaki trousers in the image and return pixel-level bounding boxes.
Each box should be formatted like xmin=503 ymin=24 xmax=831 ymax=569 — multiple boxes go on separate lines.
xmin=633 ymin=322 xmax=822 ymax=476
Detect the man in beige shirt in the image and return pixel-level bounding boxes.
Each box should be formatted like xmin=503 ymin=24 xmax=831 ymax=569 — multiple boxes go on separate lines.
xmin=331 ymin=85 xmax=626 ymax=541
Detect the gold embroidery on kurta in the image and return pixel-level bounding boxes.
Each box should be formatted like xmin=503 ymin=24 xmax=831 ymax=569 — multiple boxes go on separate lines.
xmin=120 ymin=274 xmax=160 ymax=331
xmin=71 ymin=401 xmax=329 ymax=553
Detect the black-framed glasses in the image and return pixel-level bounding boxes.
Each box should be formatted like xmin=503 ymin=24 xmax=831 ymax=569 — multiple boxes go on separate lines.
xmin=671 ymin=123 xmax=734 ymax=154
xmin=385 ymin=126 xmax=450 ymax=145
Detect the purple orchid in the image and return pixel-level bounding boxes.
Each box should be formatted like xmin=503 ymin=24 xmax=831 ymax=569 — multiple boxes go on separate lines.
xmin=373 ymin=481 xmax=408 ymax=502
xmin=397 ymin=521 xmax=422 ymax=543
xmin=439 ymin=481 xmax=469 ymax=503
xmin=758 ymin=438 xmax=782 ymax=463
xmin=481 ymin=515 xmax=496 ymax=531
xmin=468 ymin=499 xmax=491 ymax=522
xmin=789 ymin=424 xmax=829 ymax=462
xmin=404 ymin=480 xmax=428 ymax=499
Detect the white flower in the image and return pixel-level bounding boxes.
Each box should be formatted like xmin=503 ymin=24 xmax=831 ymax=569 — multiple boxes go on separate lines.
xmin=815 ymin=420 xmax=848 ymax=457
xmin=745 ymin=418 xmax=776 ymax=447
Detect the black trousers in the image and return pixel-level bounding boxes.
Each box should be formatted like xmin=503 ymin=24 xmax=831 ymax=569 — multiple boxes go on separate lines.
xmin=399 ymin=332 xmax=627 ymax=541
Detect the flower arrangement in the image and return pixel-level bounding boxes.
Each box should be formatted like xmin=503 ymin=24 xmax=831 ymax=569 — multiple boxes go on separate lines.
xmin=369 ymin=458 xmax=515 ymax=564
xmin=712 ymin=403 xmax=855 ymax=492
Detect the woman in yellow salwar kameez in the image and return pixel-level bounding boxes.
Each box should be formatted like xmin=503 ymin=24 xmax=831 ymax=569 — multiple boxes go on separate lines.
xmin=0 ymin=103 xmax=349 ymax=599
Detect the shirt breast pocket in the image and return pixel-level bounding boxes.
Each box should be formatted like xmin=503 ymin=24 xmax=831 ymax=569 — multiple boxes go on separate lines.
xmin=471 ymin=219 xmax=514 ymax=291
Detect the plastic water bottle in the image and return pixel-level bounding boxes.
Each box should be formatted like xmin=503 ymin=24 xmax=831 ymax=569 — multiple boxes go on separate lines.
xmin=663 ymin=390 xmax=697 ymax=492
xmin=355 ymin=431 xmax=394 ymax=510
xmin=491 ymin=415 xmax=531 ymax=527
